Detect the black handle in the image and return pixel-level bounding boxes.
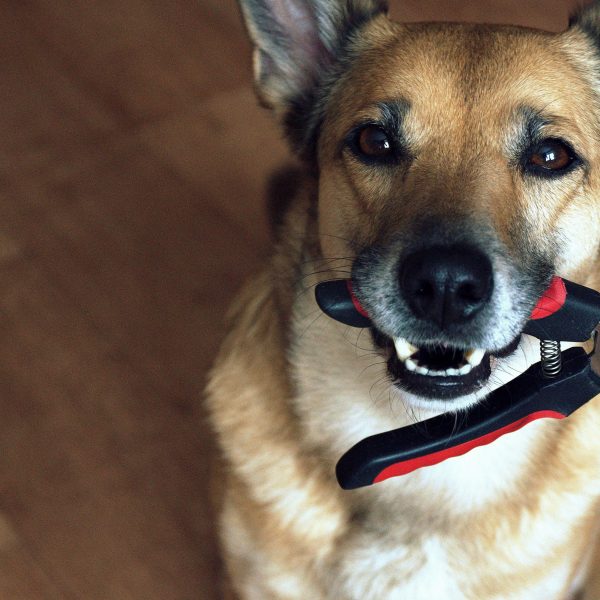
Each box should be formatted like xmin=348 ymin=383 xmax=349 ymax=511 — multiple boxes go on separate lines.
xmin=316 ymin=277 xmax=600 ymax=342
xmin=315 ymin=279 xmax=371 ymax=328
xmin=523 ymin=279 xmax=600 ymax=342
xmin=315 ymin=277 xmax=600 ymax=489
xmin=336 ymin=346 xmax=600 ymax=489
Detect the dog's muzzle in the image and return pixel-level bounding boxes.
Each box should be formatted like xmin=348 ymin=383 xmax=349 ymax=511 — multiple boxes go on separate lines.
xmin=379 ymin=243 xmax=497 ymax=397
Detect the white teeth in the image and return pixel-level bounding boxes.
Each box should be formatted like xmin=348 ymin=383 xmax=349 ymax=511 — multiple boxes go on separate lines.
xmin=391 ymin=338 xmax=486 ymax=378
xmin=409 ymin=364 xmax=475 ymax=378
xmin=393 ymin=337 xmax=419 ymax=361
xmin=405 ymin=358 xmax=418 ymax=372
xmin=458 ymin=363 xmax=473 ymax=376
xmin=465 ymin=348 xmax=486 ymax=367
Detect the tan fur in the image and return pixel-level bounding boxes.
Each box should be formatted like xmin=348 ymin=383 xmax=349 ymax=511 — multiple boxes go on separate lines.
xmin=207 ymin=11 xmax=600 ymax=600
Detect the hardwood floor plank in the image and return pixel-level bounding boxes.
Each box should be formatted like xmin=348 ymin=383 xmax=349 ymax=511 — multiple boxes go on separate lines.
xmin=0 ymin=121 xmax=248 ymax=599
xmin=2 ymin=138 xmax=260 ymax=388
xmin=0 ymin=540 xmax=69 ymax=600
xmin=0 ymin=261 xmax=221 ymax=599
xmin=0 ymin=7 xmax=117 ymax=180
xmin=13 ymin=0 xmax=252 ymax=126
xmin=140 ymin=88 xmax=291 ymax=247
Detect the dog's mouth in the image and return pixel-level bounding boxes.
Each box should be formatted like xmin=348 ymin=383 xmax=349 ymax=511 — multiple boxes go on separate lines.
xmin=392 ymin=338 xmax=487 ymax=377
xmin=373 ymin=331 xmax=520 ymax=400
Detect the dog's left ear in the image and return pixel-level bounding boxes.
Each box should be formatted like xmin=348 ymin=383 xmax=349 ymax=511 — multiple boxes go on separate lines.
xmin=238 ymin=0 xmax=389 ymax=158
xmin=568 ymin=1 xmax=600 ymax=39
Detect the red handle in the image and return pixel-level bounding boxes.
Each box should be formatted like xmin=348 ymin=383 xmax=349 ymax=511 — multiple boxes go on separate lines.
xmin=530 ymin=276 xmax=567 ymax=320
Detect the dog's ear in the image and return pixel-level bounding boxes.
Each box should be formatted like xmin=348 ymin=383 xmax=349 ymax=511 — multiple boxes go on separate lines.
xmin=568 ymin=1 xmax=600 ymax=39
xmin=238 ymin=0 xmax=388 ymax=157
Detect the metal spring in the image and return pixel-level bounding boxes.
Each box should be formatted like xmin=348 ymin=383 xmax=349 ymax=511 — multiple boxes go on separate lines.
xmin=540 ymin=339 xmax=562 ymax=378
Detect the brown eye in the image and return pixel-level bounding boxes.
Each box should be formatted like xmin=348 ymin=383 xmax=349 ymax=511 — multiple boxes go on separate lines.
xmin=357 ymin=126 xmax=394 ymax=159
xmin=527 ymin=139 xmax=575 ymax=173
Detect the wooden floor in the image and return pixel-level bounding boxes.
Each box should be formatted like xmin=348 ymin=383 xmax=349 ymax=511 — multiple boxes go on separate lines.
xmin=0 ymin=1 xmax=577 ymax=598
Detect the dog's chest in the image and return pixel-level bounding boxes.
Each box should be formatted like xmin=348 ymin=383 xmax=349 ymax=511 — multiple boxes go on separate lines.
xmin=287 ymin=296 xmax=587 ymax=598
xmin=322 ymin=477 xmax=584 ymax=600
xmin=325 ymin=525 xmax=579 ymax=600
xmin=327 ymin=527 xmax=466 ymax=600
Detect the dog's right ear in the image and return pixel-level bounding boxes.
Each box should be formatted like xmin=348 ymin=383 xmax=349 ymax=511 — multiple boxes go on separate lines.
xmin=238 ymin=0 xmax=388 ymax=155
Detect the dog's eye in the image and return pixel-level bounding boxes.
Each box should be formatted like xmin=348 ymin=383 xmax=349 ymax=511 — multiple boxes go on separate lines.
xmin=356 ymin=126 xmax=394 ymax=160
xmin=525 ymin=139 xmax=577 ymax=174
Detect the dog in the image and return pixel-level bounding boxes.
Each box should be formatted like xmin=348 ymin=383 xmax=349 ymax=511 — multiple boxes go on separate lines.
xmin=206 ymin=1 xmax=600 ymax=598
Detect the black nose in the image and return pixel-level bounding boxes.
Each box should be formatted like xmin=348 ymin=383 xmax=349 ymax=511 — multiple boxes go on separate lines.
xmin=399 ymin=245 xmax=493 ymax=328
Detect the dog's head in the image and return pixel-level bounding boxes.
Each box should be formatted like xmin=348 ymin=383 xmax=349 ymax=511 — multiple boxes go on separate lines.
xmin=239 ymin=0 xmax=600 ymax=404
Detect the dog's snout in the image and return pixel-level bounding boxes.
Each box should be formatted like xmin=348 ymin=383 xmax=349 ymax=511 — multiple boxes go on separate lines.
xmin=399 ymin=245 xmax=493 ymax=328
